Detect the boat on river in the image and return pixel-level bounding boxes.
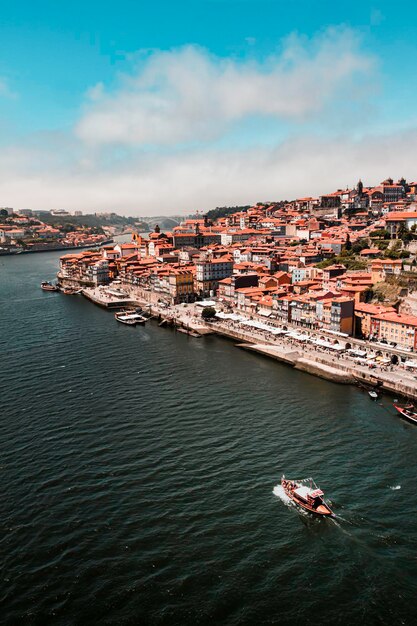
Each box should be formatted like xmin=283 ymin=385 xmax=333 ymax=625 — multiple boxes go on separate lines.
xmin=393 ymin=403 xmax=417 ymax=425
xmin=115 ymin=311 xmax=146 ymax=326
xmin=60 ymin=287 xmax=78 ymax=295
xmin=281 ymin=476 xmax=333 ymax=517
xmin=369 ymin=390 xmax=379 ymax=400
xmin=177 ymin=327 xmax=201 ymax=338
xmin=41 ymin=281 xmax=59 ymax=292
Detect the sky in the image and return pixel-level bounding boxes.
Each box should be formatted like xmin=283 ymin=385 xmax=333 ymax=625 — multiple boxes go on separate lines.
xmin=1 ymin=0 xmax=417 ymax=215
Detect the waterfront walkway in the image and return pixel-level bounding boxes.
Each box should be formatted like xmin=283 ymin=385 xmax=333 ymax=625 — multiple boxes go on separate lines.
xmin=147 ymin=301 xmax=417 ymax=399
xmin=78 ymin=284 xmax=417 ymax=400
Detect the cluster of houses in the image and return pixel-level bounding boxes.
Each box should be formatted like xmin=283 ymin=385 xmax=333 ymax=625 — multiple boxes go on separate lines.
xmin=0 ymin=210 xmax=108 ymax=249
xmin=58 ymin=176 xmax=417 ymax=350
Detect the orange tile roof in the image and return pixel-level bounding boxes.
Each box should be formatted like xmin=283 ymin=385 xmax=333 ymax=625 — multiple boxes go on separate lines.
xmin=374 ymin=312 xmax=417 ymax=326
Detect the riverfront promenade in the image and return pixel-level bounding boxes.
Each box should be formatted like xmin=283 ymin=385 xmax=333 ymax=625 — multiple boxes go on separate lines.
xmin=151 ymin=305 xmax=417 ymax=399
xmin=77 ymin=283 xmax=417 ymax=401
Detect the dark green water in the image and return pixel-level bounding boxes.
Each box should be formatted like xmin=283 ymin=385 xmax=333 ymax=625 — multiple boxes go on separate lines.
xmin=1 ymin=251 xmax=417 ymax=625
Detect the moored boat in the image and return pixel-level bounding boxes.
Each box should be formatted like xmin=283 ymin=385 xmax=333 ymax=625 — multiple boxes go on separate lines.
xmin=60 ymin=287 xmax=78 ymax=295
xmin=393 ymin=403 xmax=417 ymax=425
xmin=369 ymin=390 xmax=378 ymax=400
xmin=114 ymin=311 xmax=146 ymax=325
xmin=177 ymin=327 xmax=201 ymax=337
xmin=281 ymin=476 xmax=333 ymax=517
xmin=41 ymin=281 xmax=59 ymax=292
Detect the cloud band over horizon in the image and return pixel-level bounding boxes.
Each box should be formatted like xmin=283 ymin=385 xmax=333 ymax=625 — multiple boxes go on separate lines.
xmin=0 ymin=26 xmax=414 ymax=215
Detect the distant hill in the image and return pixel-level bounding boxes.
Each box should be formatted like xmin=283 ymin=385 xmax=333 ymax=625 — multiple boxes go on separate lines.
xmin=40 ymin=213 xmax=150 ymax=232
xmin=205 ymin=205 xmax=251 ymax=222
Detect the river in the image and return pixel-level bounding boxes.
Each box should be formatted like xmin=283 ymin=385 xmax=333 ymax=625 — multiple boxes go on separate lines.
xmin=1 ymin=250 xmax=417 ymax=625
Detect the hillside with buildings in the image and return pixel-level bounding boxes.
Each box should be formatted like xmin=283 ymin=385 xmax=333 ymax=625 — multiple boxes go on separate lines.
xmin=0 ymin=208 xmax=150 ymax=254
xmin=56 ymin=176 xmax=417 ymax=351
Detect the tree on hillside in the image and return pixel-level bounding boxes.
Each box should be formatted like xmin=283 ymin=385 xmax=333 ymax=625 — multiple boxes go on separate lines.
xmin=370 ymin=229 xmax=390 ymax=239
xmin=397 ymin=222 xmax=412 ymax=243
xmin=201 ymin=306 xmax=217 ymax=320
xmin=205 ymin=206 xmax=250 ymax=222
xmin=344 ymin=234 xmax=352 ymax=251
xmin=384 ymin=238 xmax=410 ymax=259
xmin=316 ymin=255 xmax=367 ymax=270
xmin=352 ymin=237 xmax=370 ymax=255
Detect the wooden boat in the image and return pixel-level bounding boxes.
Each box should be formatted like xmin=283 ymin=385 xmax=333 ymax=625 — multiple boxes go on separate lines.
xmin=41 ymin=281 xmax=59 ymax=292
xmin=393 ymin=403 xmax=417 ymax=425
xmin=281 ymin=476 xmax=333 ymax=517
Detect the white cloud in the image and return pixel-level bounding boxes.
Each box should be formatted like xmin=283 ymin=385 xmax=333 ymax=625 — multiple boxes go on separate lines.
xmin=0 ymin=129 xmax=416 ymax=214
xmin=0 ymin=27 xmax=411 ymax=216
xmin=75 ymin=28 xmax=375 ymax=146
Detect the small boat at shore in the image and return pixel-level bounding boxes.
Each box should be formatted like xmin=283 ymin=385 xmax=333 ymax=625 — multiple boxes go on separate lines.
xmin=41 ymin=281 xmax=59 ymax=292
xmin=115 ymin=311 xmax=146 ymax=325
xmin=60 ymin=287 xmax=78 ymax=295
xmin=281 ymin=476 xmax=333 ymax=517
xmin=369 ymin=390 xmax=379 ymax=400
xmin=177 ymin=327 xmax=201 ymax=337
xmin=393 ymin=403 xmax=417 ymax=425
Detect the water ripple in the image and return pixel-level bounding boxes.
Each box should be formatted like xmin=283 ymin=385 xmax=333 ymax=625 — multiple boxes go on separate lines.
xmin=2 ymin=253 xmax=417 ymax=625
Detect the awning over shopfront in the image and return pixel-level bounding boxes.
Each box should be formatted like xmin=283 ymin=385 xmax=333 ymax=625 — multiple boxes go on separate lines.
xmin=269 ymin=327 xmax=286 ymax=335
xmin=329 ymin=343 xmax=345 ymax=351
xmin=311 ymin=338 xmax=333 ymax=349
xmin=286 ymin=331 xmax=309 ymax=341
xmin=324 ymin=329 xmax=349 ymax=338
xmin=311 ymin=338 xmax=345 ymax=351
xmin=375 ymin=356 xmax=391 ymax=364
xmin=347 ymin=349 xmax=367 ymax=357
xmin=241 ymin=320 xmax=271 ymax=331
xmin=196 ymin=300 xmax=217 ymax=307
xmin=216 ymin=312 xmax=245 ymax=321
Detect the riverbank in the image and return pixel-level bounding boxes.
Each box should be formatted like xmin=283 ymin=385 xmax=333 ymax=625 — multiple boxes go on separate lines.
xmin=203 ymin=318 xmax=417 ymax=400
xmin=0 ymin=239 xmax=113 ymax=256
xmin=73 ymin=284 xmax=417 ymax=402
xmin=5 ymin=247 xmax=417 ymax=625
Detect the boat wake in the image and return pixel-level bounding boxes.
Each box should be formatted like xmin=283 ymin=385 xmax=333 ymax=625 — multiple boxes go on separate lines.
xmin=330 ymin=513 xmax=352 ymax=527
xmin=389 ymin=485 xmax=401 ymax=490
xmin=272 ymin=484 xmax=309 ymax=517
xmin=273 ymin=484 xmax=291 ymax=504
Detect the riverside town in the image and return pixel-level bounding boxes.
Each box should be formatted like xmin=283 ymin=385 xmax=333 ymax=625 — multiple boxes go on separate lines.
xmin=55 ymin=176 xmax=417 ymax=404
xmin=0 ymin=208 xmax=114 ymax=254
xmin=7 ymin=2 xmax=417 ymax=622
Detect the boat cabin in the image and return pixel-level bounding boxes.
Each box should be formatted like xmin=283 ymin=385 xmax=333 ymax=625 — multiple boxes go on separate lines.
xmin=294 ymin=486 xmax=324 ymax=508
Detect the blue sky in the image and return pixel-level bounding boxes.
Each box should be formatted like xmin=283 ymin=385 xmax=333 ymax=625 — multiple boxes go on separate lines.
xmin=0 ymin=0 xmax=416 ymax=214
